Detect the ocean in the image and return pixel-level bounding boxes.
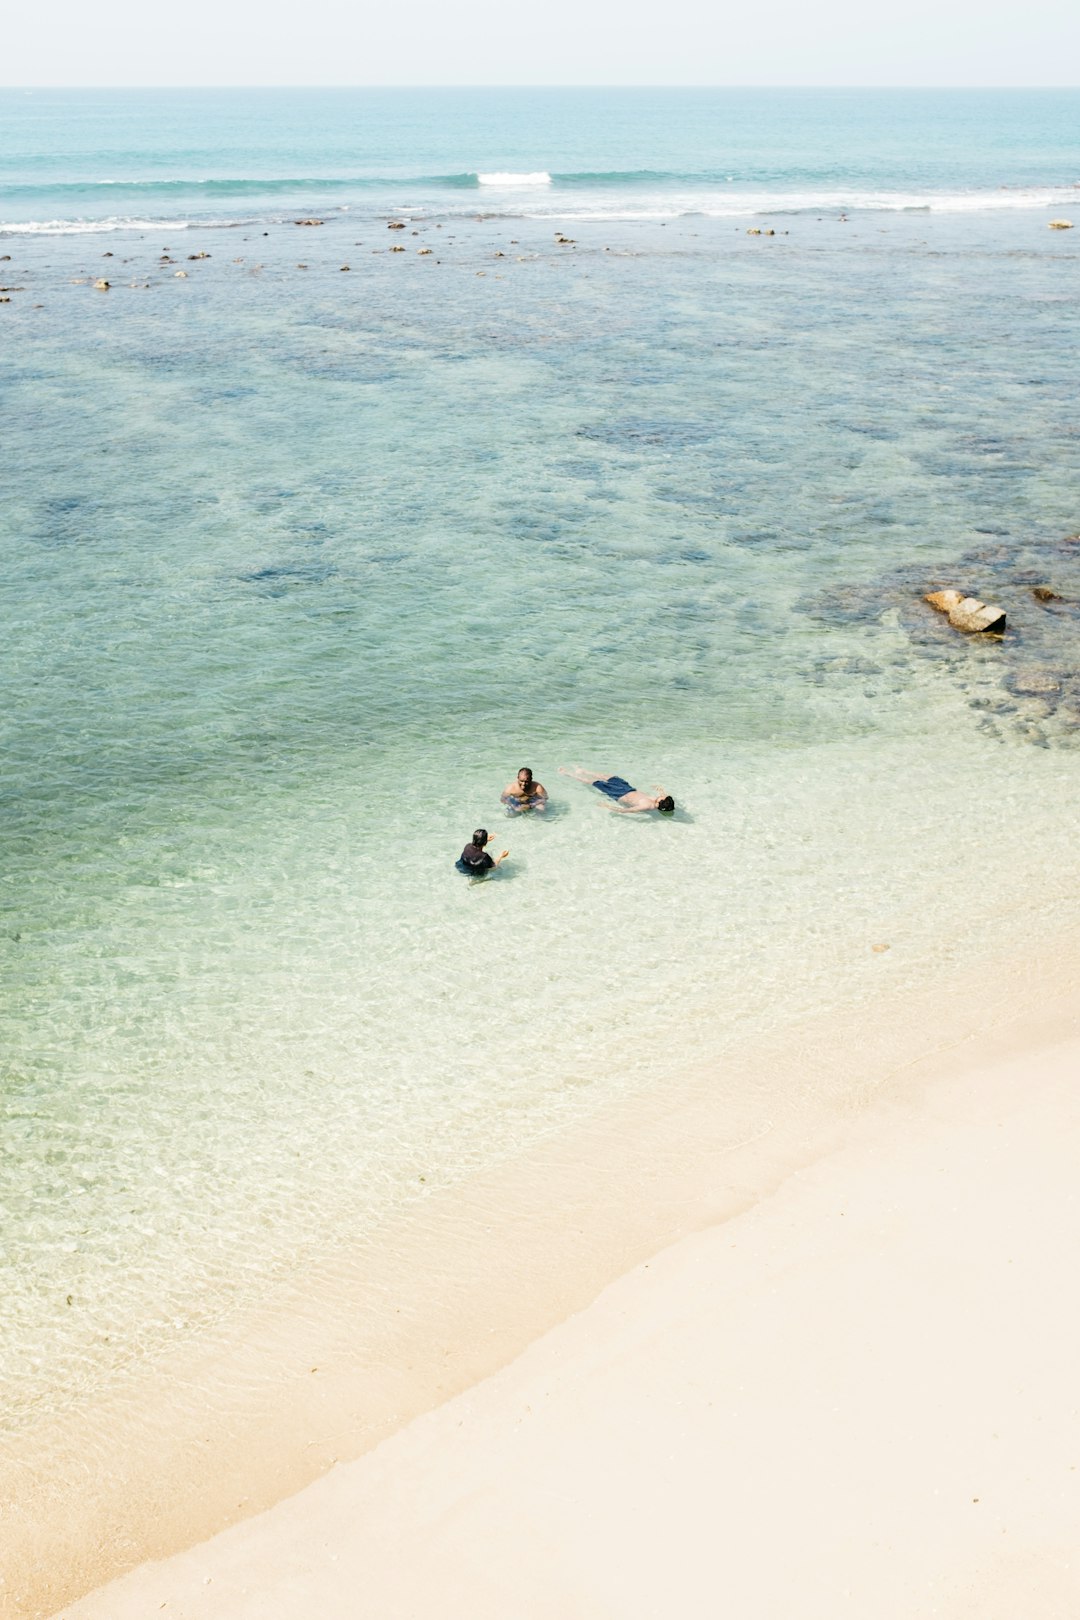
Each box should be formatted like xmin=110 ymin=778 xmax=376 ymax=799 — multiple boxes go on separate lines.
xmin=2 ymin=87 xmax=1080 ymax=1460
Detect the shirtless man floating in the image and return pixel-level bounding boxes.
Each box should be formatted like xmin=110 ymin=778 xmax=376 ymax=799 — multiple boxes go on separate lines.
xmin=558 ymin=766 xmax=675 ymax=815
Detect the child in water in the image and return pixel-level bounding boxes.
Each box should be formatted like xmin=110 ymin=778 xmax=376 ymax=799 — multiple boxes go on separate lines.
xmin=455 ymin=829 xmax=509 ymax=878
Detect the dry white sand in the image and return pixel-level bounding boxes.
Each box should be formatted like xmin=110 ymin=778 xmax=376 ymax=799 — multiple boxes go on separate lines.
xmin=53 ymin=1029 xmax=1080 ymax=1620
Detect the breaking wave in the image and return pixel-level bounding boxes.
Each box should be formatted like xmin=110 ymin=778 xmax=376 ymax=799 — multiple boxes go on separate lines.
xmin=476 ymin=171 xmax=552 ymax=186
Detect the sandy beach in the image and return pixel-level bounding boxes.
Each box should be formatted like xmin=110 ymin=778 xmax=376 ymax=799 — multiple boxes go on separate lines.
xmin=40 ymin=984 xmax=1080 ymax=1620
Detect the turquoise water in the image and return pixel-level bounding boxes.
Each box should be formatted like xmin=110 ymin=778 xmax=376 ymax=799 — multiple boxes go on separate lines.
xmin=3 ymin=87 xmax=1080 ymax=227
xmin=3 ymin=90 xmax=1080 ymax=1430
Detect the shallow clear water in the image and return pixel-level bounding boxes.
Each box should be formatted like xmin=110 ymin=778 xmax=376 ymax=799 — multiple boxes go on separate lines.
xmin=2 ymin=91 xmax=1080 ymax=1430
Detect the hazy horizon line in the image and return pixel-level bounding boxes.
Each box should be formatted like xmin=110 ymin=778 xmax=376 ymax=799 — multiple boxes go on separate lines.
xmin=4 ymin=82 xmax=1080 ymax=92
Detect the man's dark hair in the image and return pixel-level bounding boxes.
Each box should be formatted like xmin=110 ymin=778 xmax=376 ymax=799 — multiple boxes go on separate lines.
xmin=472 ymin=828 xmax=489 ymax=846
xmin=657 ymin=797 xmax=675 ymax=815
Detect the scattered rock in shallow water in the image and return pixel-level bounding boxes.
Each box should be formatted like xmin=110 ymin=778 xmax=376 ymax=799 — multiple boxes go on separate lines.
xmin=93 ymin=279 xmax=110 ymax=290
xmin=1033 ymin=585 xmax=1065 ymax=602
xmin=951 ymin=599 xmax=1007 ymax=633
xmin=340 ymin=264 xmax=350 ymax=271
xmin=924 ymin=589 xmax=1006 ymax=634
xmin=418 ymin=248 xmax=433 ymax=255
xmin=924 ymin=588 xmax=965 ymax=614
xmin=387 ymin=220 xmax=405 ymax=230
xmin=294 ymin=219 xmax=323 ymax=227
xmin=1048 ymin=220 xmax=1074 ymax=229
xmin=815 ymin=655 xmax=884 ymax=677
xmin=174 ymin=270 xmax=188 ymax=278
xmin=746 ymin=227 xmax=762 ymax=236
xmin=389 ymin=245 xmax=405 ymax=253
xmin=188 ymin=251 xmax=210 ymax=260
xmin=1005 ymin=668 xmax=1064 ymax=698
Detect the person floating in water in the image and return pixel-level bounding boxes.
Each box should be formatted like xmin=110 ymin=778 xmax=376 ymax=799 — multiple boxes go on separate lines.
xmin=558 ymin=766 xmax=675 ymax=815
xmin=501 ymin=765 xmax=548 ymax=814
xmin=455 ymin=828 xmax=509 ymax=877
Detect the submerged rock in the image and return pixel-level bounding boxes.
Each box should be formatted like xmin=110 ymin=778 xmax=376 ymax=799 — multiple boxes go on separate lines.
xmin=1048 ymin=219 xmax=1074 ymax=229
xmin=294 ymin=218 xmax=324 ymax=227
xmin=1033 ymin=585 xmax=1065 ymax=602
xmin=1005 ymin=668 xmax=1064 ymax=698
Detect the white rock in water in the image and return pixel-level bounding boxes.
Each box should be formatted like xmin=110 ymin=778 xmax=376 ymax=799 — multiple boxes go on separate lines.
xmin=949 ymin=596 xmax=1006 ymax=633
xmin=924 ymin=588 xmax=1005 ymax=634
xmin=924 ymin=589 xmax=965 ymax=613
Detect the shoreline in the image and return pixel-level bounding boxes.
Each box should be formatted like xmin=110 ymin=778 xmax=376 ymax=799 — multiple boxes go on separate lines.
xmin=7 ymin=922 xmax=1080 ymax=1618
xmin=54 ymin=1013 xmax=1080 ymax=1620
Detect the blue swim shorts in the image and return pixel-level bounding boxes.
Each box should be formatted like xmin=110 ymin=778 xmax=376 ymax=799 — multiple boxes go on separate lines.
xmin=593 ymin=776 xmax=634 ymax=800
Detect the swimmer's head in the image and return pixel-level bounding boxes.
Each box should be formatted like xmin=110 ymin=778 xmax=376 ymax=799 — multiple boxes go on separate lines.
xmin=657 ymin=797 xmax=675 ymax=815
xmin=472 ymin=828 xmax=489 ymax=847
xmin=517 ymin=767 xmax=533 ymax=787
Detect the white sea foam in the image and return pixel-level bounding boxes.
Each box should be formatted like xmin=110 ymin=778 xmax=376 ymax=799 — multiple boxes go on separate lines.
xmin=483 ymin=185 xmax=1077 ymax=224
xmin=0 ymin=217 xmax=191 ymax=237
xmin=476 ymin=171 xmax=552 ymax=187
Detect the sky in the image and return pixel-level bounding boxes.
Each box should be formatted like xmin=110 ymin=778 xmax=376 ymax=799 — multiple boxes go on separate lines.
xmin=3 ymin=0 xmax=1079 ymax=87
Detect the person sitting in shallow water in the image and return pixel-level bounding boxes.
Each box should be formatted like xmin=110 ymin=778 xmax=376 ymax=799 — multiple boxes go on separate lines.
xmin=501 ymin=765 xmax=548 ymax=814
xmin=558 ymin=765 xmax=675 ymax=815
xmin=455 ymin=828 xmax=509 ymax=877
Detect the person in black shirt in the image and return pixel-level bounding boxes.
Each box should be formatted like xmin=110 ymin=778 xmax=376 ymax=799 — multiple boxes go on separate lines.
xmin=455 ymin=828 xmax=509 ymax=878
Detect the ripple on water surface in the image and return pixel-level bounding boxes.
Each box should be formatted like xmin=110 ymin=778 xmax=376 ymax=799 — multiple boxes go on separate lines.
xmin=2 ymin=205 xmax=1080 ymax=1428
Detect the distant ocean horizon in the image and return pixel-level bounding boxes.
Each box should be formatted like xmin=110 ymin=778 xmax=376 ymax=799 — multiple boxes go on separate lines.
xmin=3 ymin=85 xmax=1080 ymax=1470
xmin=3 ymin=87 xmax=1079 ymax=233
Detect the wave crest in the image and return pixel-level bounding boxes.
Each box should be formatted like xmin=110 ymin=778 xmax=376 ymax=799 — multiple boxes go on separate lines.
xmin=476 ymin=172 xmax=552 ymax=187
